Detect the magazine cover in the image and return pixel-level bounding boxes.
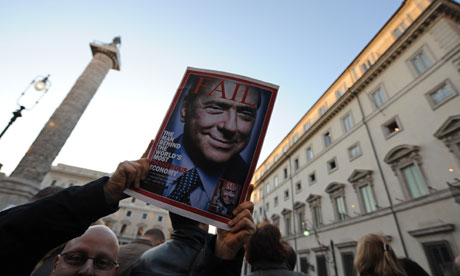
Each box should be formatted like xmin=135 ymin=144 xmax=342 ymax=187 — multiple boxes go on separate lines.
xmin=125 ymin=67 xmax=278 ymax=230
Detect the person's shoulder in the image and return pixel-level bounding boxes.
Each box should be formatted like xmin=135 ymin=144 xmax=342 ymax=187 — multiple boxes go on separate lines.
xmin=399 ymin=258 xmax=429 ymax=276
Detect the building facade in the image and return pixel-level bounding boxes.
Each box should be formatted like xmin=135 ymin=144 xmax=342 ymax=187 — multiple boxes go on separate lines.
xmin=249 ymin=1 xmax=460 ymax=276
xmin=40 ymin=163 xmax=172 ymax=244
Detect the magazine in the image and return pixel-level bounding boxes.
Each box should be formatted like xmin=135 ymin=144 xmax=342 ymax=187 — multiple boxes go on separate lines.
xmin=125 ymin=67 xmax=278 ymax=230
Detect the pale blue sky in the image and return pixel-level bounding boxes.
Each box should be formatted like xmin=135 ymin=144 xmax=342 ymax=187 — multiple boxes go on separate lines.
xmin=0 ymin=0 xmax=403 ymax=175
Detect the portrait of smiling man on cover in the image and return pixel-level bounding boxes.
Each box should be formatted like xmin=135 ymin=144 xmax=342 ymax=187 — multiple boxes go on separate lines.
xmin=141 ymin=73 xmax=270 ymax=214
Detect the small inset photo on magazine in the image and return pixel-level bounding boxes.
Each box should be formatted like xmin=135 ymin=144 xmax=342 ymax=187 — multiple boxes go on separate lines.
xmin=208 ymin=179 xmax=241 ymax=218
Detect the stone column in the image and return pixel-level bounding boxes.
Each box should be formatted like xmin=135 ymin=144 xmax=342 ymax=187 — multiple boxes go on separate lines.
xmin=0 ymin=38 xmax=120 ymax=209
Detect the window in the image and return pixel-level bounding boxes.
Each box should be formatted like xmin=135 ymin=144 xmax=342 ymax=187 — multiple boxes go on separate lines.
xmin=359 ymin=184 xmax=377 ymax=213
xmin=384 ymin=145 xmax=429 ymax=200
xmin=327 ymin=158 xmax=338 ymax=173
xmin=306 ymin=147 xmax=314 ymax=162
xmin=137 ymin=226 xmax=144 ymax=236
xmin=326 ymin=182 xmax=348 ymax=221
xmin=142 ymin=213 xmax=147 ymax=219
xmin=284 ymin=168 xmax=288 ymax=179
xmin=294 ymin=158 xmax=299 ymax=171
xmin=274 ymin=155 xmax=279 ymax=162
xmin=342 ymin=113 xmax=354 ymax=133
xmin=352 ymin=68 xmax=359 ymax=81
xmin=393 ymin=22 xmax=408 ymax=38
xmin=304 ymin=121 xmax=311 ymax=131
xmin=308 ymin=172 xmax=316 ymax=185
xmin=259 ymin=207 xmax=263 ymax=215
xmin=50 ymin=180 xmax=57 ymax=186
xmin=284 ymin=189 xmax=289 ymax=200
xmin=335 ymin=196 xmax=347 ymax=220
xmin=293 ymin=135 xmax=299 ymax=144
xmin=336 ymin=89 xmax=343 ymax=99
xmin=294 ymin=203 xmax=306 ymax=233
xmin=423 ymin=241 xmax=455 ymax=276
xmin=68 ymin=183 xmax=74 ymax=187
xmin=316 ymin=255 xmax=328 ymax=276
xmin=323 ymin=131 xmax=332 ymax=147
xmin=341 ymin=252 xmax=357 ymax=276
xmin=265 ymin=202 xmax=270 ymax=212
xmin=411 ymin=50 xmax=432 ymax=75
xmin=283 ymin=145 xmax=289 ymax=153
xmin=361 ymin=60 xmax=372 ymax=74
xmin=313 ymin=206 xmax=322 ymax=227
xmin=296 ymin=182 xmax=302 ymax=193
xmin=274 ymin=196 xmax=279 ymax=207
xmin=348 ymin=143 xmax=362 ymax=161
xmin=120 ymin=224 xmax=127 ymax=235
xmin=426 ymin=80 xmax=458 ymax=109
xmin=371 ymin=88 xmax=386 ymax=108
xmin=382 ymin=116 xmax=402 ymax=139
xmin=307 ymin=194 xmax=322 ymax=228
xmin=131 ymin=197 xmax=136 ymax=203
xmin=157 ymin=215 xmax=163 ymax=222
xmin=349 ymin=170 xmax=378 ymax=214
xmin=401 ymin=164 xmax=428 ymax=198
xmin=299 ymin=256 xmax=311 ymax=274
xmin=126 ymin=211 xmax=132 ymax=217
xmin=285 ymin=215 xmax=292 ymax=235
xmin=275 ymin=176 xmax=279 ymax=187
xmin=319 ymin=103 xmax=328 ymax=116
xmin=266 ymin=182 xmax=271 ymax=193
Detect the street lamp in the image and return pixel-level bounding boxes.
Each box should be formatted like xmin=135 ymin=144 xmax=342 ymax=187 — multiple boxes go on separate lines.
xmin=0 ymin=75 xmax=51 ymax=139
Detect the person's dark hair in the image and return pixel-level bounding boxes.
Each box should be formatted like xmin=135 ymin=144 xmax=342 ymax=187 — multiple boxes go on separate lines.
xmin=169 ymin=212 xmax=199 ymax=229
xmin=30 ymin=186 xmax=65 ymax=202
xmin=282 ymin=240 xmax=297 ymax=271
xmin=354 ymin=233 xmax=407 ymax=276
xmin=246 ymin=223 xmax=288 ymax=265
xmin=143 ymin=228 xmax=165 ymax=242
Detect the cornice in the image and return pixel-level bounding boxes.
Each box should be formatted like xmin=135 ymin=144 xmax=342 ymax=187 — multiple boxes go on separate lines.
xmin=254 ymin=1 xmax=460 ymax=187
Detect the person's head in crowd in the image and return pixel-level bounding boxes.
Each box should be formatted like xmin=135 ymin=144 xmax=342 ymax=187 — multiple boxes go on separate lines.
xmin=220 ymin=181 xmax=238 ymax=207
xmin=51 ymin=225 xmax=119 ymax=276
xmin=169 ymin=212 xmax=209 ymax=232
xmin=281 ymin=240 xmax=297 ymax=271
xmin=354 ymin=233 xmax=407 ymax=276
xmin=30 ymin=186 xmax=65 ymax=202
xmin=453 ymin=255 xmax=460 ymax=276
xmin=142 ymin=228 xmax=165 ymax=246
xmin=245 ymin=223 xmax=288 ymax=266
xmin=180 ymin=76 xmax=260 ymax=168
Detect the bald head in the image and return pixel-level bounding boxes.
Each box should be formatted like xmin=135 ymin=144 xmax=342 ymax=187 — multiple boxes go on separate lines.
xmin=51 ymin=225 xmax=119 ymax=276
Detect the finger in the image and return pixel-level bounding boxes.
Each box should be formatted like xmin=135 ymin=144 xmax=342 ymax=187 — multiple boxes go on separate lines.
xmin=232 ymin=201 xmax=254 ymax=217
xmin=131 ymin=159 xmax=150 ymax=189
xmin=229 ymin=216 xmax=256 ymax=235
xmin=245 ymin=184 xmax=254 ymax=201
xmin=141 ymin=140 xmax=154 ymax=158
xmin=229 ymin=208 xmax=253 ymax=228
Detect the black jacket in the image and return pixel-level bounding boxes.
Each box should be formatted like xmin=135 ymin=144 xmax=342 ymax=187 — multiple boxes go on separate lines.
xmin=0 ymin=177 xmax=117 ymax=276
xmin=131 ymin=226 xmax=244 ymax=276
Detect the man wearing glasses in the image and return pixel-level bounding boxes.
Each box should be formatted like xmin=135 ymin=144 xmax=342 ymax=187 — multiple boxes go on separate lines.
xmin=51 ymin=225 xmax=120 ymax=276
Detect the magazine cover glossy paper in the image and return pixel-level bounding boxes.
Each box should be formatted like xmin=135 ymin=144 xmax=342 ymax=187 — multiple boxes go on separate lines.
xmin=125 ymin=67 xmax=278 ymax=230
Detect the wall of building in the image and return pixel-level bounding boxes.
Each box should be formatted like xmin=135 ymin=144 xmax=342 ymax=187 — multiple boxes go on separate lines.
xmin=250 ymin=1 xmax=460 ymax=276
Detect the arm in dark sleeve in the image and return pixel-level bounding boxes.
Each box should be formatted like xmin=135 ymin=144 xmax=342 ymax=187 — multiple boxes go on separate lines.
xmin=0 ymin=176 xmax=118 ymax=276
xmin=191 ymin=234 xmax=244 ymax=276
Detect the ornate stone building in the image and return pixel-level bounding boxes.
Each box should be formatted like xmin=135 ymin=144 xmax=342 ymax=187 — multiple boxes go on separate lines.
xmin=40 ymin=163 xmax=172 ymax=244
xmin=248 ymin=1 xmax=460 ymax=276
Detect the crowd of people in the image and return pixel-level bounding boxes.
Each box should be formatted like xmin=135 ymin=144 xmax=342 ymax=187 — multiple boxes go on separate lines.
xmin=0 ymin=157 xmax=459 ymax=275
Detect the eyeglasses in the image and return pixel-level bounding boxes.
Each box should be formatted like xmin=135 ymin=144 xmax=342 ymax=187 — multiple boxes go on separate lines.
xmin=60 ymin=252 xmax=118 ymax=271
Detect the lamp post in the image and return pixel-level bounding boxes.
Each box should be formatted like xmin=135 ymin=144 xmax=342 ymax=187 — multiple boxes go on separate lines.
xmin=0 ymin=75 xmax=51 ymax=139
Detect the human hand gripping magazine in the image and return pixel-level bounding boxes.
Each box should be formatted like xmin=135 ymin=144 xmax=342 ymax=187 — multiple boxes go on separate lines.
xmin=124 ymin=67 xmax=278 ymax=230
